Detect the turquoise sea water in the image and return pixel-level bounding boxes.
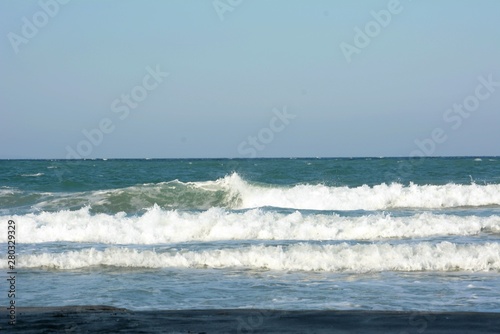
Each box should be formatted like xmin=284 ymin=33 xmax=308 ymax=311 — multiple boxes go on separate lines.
xmin=1 ymin=157 xmax=500 ymax=312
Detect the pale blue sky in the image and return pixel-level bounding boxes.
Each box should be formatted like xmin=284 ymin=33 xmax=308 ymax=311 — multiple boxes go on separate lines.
xmin=1 ymin=0 xmax=499 ymax=158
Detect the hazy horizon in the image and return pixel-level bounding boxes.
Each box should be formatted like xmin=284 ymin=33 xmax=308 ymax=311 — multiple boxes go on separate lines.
xmin=2 ymin=0 xmax=499 ymax=159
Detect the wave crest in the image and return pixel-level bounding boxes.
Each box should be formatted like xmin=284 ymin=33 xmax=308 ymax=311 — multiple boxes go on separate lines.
xmin=4 ymin=173 xmax=500 ymax=212
xmin=9 ymin=242 xmax=500 ymax=272
xmin=3 ymin=206 xmax=500 ymax=244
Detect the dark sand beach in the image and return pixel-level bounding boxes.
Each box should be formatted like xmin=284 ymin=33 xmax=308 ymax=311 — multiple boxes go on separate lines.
xmin=1 ymin=306 xmax=499 ymax=333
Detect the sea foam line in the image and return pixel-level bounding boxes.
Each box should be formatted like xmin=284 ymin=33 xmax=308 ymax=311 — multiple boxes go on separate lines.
xmin=7 ymin=242 xmax=500 ymax=272
xmin=2 ymin=206 xmax=499 ymax=244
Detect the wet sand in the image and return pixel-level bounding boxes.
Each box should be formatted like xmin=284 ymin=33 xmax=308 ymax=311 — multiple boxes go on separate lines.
xmin=1 ymin=306 xmax=499 ymax=333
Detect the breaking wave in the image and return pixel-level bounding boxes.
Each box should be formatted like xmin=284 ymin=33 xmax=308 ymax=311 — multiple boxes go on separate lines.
xmin=8 ymin=242 xmax=500 ymax=272
xmin=3 ymin=173 xmax=500 ymax=213
xmin=2 ymin=206 xmax=499 ymax=244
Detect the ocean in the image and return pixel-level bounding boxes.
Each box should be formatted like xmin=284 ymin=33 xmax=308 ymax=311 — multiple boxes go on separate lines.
xmin=1 ymin=157 xmax=500 ymax=313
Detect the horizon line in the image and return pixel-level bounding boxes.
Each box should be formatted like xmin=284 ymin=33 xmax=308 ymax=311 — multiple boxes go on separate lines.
xmin=0 ymin=155 xmax=498 ymax=161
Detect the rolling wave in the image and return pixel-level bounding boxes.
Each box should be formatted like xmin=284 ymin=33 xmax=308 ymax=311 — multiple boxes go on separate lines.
xmin=3 ymin=173 xmax=500 ymax=213
xmin=2 ymin=206 xmax=499 ymax=244
xmin=7 ymin=242 xmax=500 ymax=272
xmin=223 ymin=174 xmax=500 ymax=211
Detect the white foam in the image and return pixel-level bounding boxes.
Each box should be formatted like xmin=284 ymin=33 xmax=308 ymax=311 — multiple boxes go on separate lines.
xmin=15 ymin=173 xmax=500 ymax=212
xmin=0 ymin=187 xmax=20 ymax=196
xmin=8 ymin=242 xmax=500 ymax=272
xmin=21 ymin=173 xmax=44 ymax=177
xmin=217 ymin=173 xmax=500 ymax=210
xmin=2 ymin=207 xmax=499 ymax=244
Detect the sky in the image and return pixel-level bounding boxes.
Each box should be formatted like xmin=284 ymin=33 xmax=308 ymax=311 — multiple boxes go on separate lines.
xmin=1 ymin=0 xmax=499 ymax=159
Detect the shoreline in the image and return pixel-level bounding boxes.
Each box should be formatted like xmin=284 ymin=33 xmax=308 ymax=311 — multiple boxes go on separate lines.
xmin=1 ymin=306 xmax=500 ymax=333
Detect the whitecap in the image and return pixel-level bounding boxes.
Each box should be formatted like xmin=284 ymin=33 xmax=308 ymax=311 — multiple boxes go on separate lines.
xmin=2 ymin=207 xmax=499 ymax=244
xmin=9 ymin=241 xmax=500 ymax=272
xmin=21 ymin=173 xmax=44 ymax=177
